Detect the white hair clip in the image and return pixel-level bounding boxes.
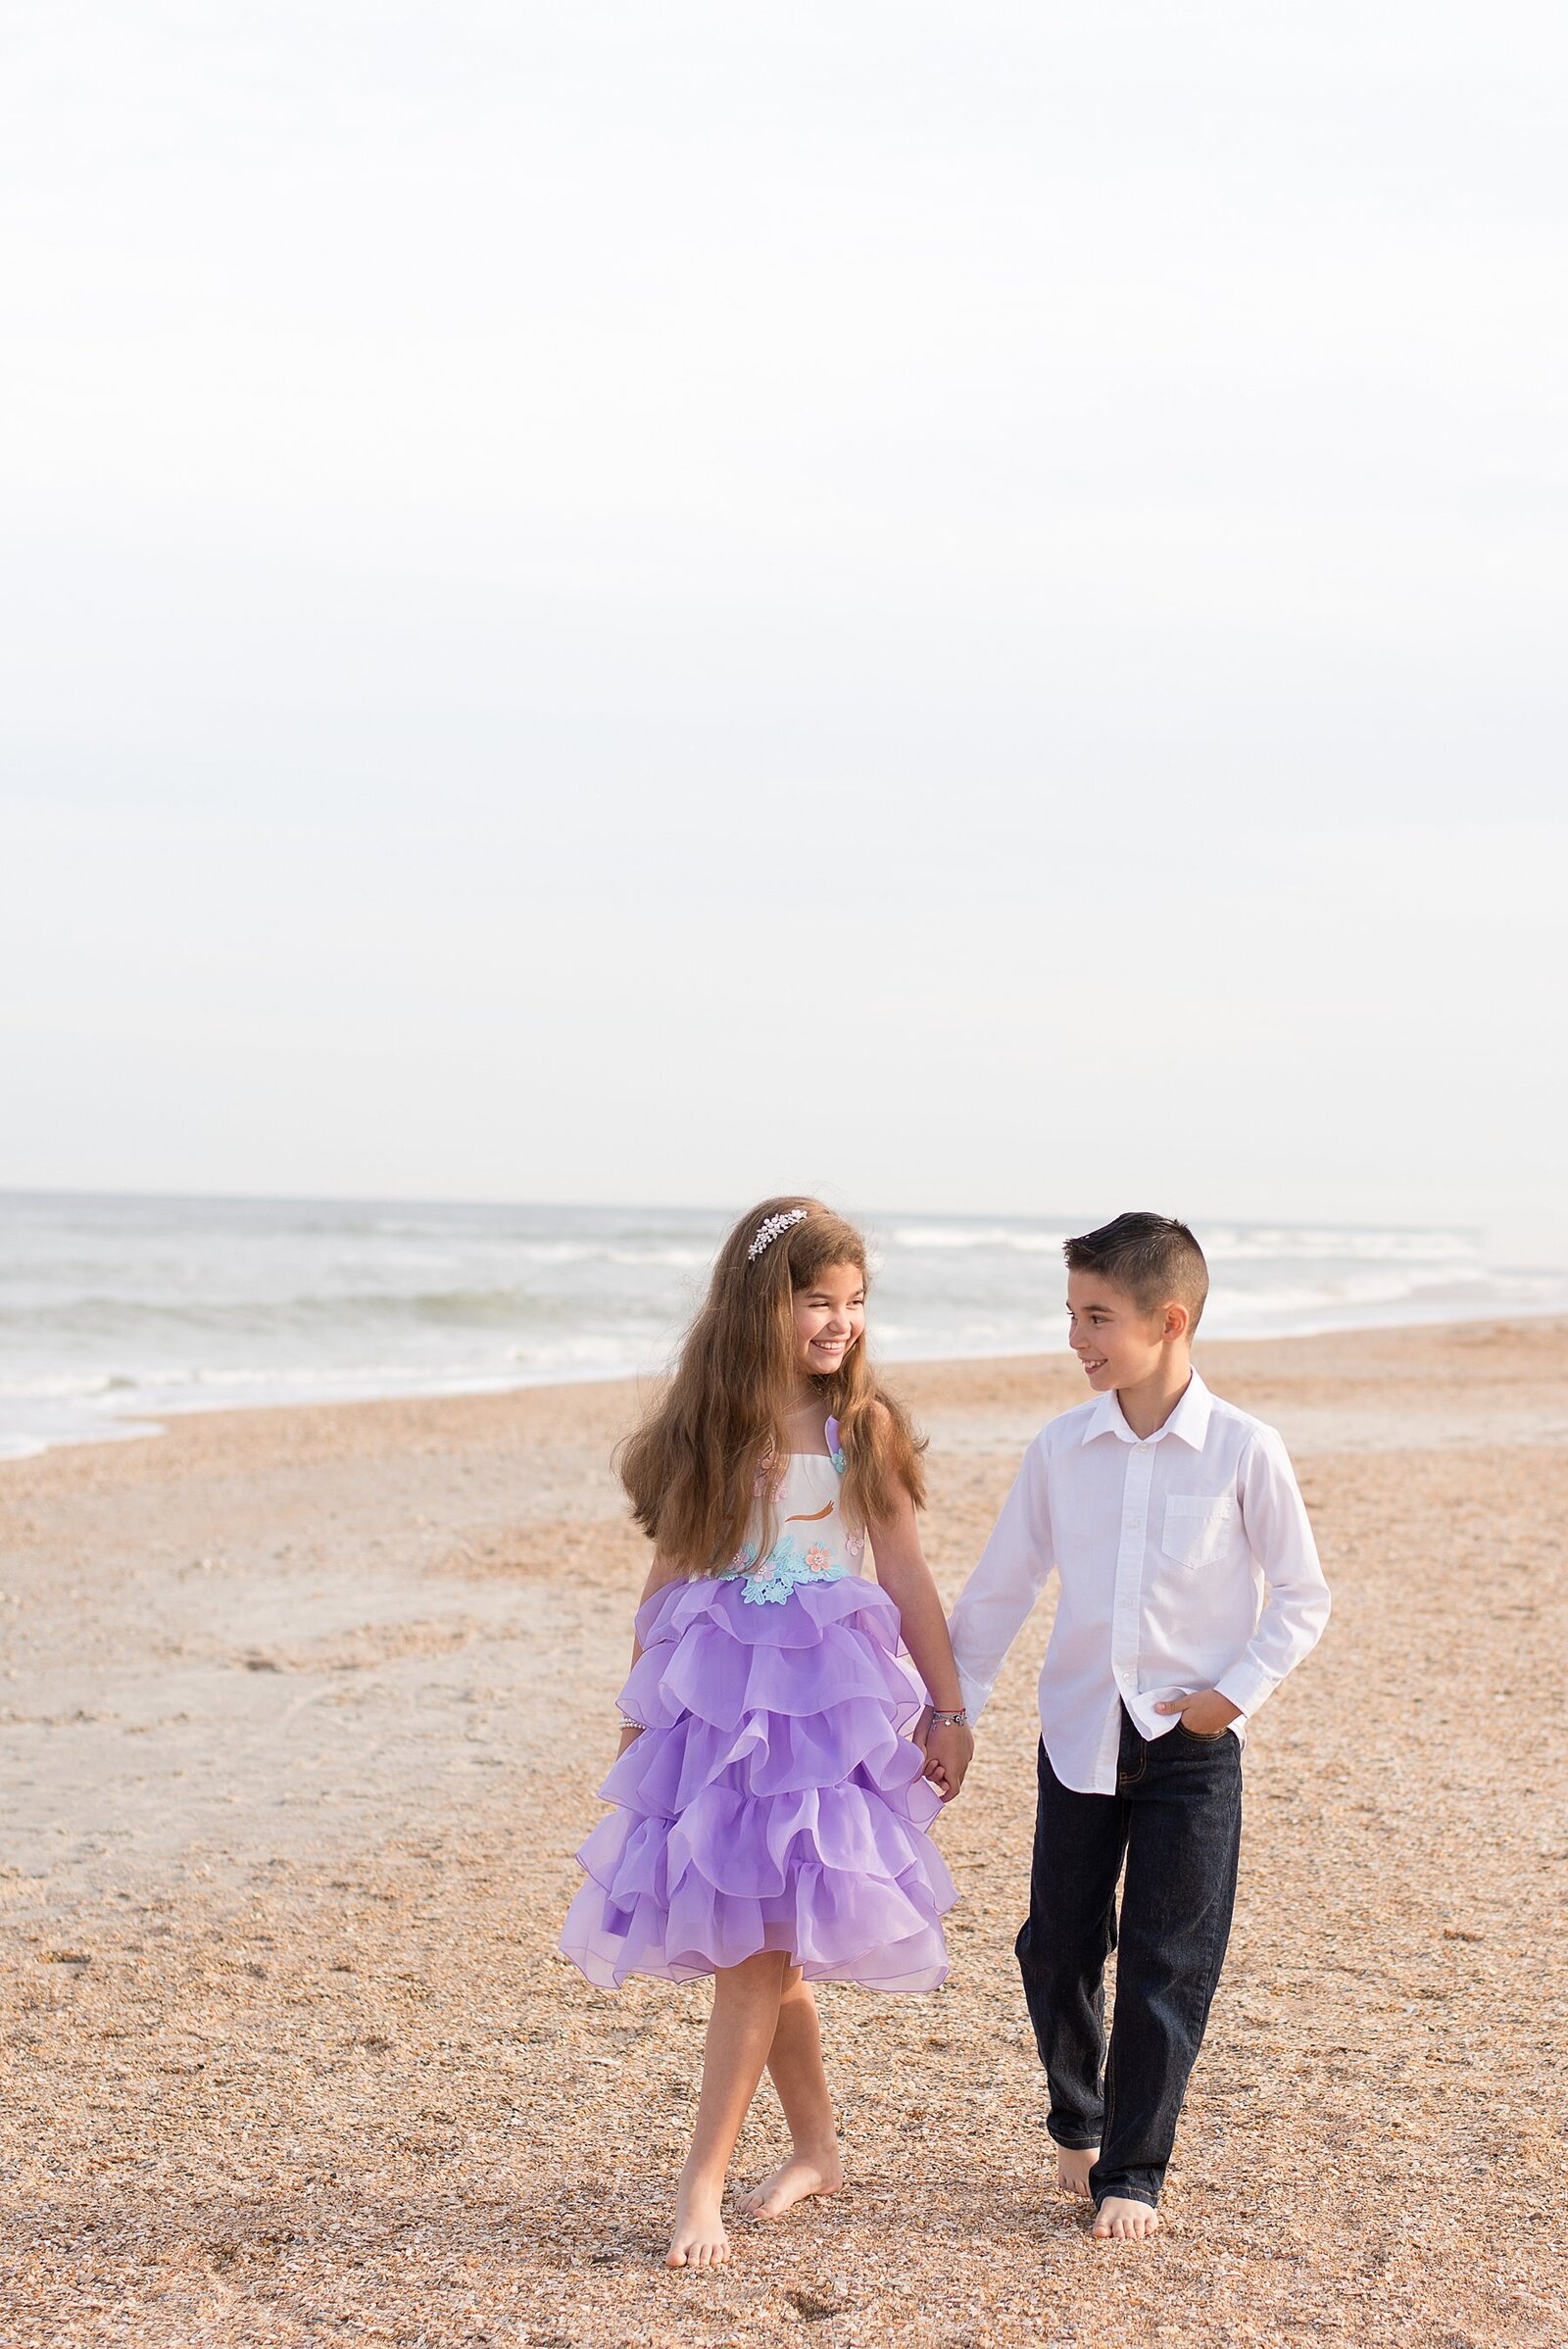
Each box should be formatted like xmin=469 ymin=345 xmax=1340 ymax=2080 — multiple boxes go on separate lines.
xmin=748 ymin=1207 xmax=808 ymax=1260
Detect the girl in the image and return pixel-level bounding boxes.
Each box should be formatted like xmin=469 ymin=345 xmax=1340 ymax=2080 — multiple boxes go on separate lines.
xmin=560 ymin=1197 xmax=974 ymax=2269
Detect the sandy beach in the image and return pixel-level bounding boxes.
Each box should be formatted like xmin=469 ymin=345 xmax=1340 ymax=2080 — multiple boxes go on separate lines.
xmin=2 ymin=1318 xmax=1566 ymax=2349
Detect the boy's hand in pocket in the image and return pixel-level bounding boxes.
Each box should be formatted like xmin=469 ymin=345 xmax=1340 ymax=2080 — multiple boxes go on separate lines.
xmin=1154 ymin=1689 xmax=1241 ymax=1737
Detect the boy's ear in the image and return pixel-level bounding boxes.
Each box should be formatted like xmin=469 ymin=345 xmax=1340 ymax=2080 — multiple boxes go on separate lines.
xmin=1161 ymin=1300 xmax=1192 ymax=1344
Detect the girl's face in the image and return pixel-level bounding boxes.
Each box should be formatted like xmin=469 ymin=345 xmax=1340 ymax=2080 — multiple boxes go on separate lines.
xmin=791 ymin=1260 xmax=866 ymax=1382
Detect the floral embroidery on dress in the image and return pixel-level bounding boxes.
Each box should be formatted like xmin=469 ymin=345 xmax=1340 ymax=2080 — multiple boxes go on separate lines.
xmin=844 ymin=1531 xmax=865 ymax=1560
xmin=824 ymin=1416 xmax=848 ymax=1477
xmin=804 ymin=1543 xmax=830 ymax=1572
xmin=719 ymin=1534 xmax=849 ymax=1606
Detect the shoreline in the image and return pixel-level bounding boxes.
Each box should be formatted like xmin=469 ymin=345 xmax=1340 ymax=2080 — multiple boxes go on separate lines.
xmin=6 ymin=1303 xmax=1568 ymax=1472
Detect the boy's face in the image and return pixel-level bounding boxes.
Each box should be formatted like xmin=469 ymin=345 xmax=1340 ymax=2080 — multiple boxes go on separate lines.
xmin=1065 ymin=1268 xmax=1182 ymax=1394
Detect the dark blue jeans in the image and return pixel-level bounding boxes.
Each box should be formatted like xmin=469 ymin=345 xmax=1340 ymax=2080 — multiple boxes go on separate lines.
xmin=1016 ymin=1705 xmax=1242 ymax=2209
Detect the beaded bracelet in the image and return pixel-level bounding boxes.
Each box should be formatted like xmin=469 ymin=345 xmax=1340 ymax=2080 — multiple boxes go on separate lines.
xmin=616 ymin=1715 xmax=645 ymax=1734
xmin=927 ymin=1707 xmax=969 ymax=1729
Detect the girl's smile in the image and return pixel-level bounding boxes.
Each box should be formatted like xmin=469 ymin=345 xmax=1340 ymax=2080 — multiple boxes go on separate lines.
xmin=792 ymin=1262 xmax=866 ymax=1382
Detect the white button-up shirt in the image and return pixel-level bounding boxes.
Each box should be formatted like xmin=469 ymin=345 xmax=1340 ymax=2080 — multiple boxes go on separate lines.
xmin=947 ymin=1371 xmax=1331 ymax=1794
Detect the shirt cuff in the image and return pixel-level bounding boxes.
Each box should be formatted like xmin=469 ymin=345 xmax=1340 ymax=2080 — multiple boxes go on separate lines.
xmin=956 ymin=1664 xmax=994 ymax=1726
xmin=1214 ymin=1659 xmax=1277 ymax=1721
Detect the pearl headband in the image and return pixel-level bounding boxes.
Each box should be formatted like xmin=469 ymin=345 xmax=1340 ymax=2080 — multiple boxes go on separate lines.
xmin=747 ymin=1207 xmax=808 ymax=1261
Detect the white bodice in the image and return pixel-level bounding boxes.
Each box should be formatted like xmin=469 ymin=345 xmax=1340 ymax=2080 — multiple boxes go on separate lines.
xmin=723 ymin=1423 xmax=867 ymax=1599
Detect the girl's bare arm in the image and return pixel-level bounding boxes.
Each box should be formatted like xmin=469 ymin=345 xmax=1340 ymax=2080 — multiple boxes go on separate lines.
xmin=866 ymin=1478 xmax=975 ymax=1800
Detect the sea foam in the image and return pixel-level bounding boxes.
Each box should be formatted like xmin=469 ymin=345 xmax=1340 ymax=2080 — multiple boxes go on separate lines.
xmin=0 ymin=1192 xmax=1561 ymax=1459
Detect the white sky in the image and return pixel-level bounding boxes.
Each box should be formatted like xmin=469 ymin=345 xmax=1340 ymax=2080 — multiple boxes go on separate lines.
xmin=3 ymin=2 xmax=1565 ymax=1257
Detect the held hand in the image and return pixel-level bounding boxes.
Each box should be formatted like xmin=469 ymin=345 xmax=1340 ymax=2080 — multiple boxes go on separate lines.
xmin=1154 ymin=1688 xmax=1242 ymax=1737
xmin=922 ymin=1722 xmax=974 ymax=1803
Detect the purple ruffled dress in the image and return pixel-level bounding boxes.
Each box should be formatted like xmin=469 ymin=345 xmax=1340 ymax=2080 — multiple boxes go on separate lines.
xmin=560 ymin=1424 xmax=956 ymax=1994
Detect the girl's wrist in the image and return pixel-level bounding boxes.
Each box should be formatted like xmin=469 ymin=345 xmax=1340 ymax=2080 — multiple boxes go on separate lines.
xmin=926 ymin=1705 xmax=969 ymax=1729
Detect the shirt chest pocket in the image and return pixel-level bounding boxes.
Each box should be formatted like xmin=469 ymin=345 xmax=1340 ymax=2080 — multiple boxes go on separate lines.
xmin=1161 ymin=1493 xmax=1242 ymax=1571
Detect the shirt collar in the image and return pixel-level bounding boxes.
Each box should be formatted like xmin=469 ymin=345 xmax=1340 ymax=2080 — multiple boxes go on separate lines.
xmin=1080 ymin=1389 xmax=1135 ymax=1444
xmin=1080 ymin=1368 xmax=1213 ymax=1450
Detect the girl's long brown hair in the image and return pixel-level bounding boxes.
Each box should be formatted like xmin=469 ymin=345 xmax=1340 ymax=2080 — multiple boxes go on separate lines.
xmin=618 ymin=1196 xmax=927 ymax=1575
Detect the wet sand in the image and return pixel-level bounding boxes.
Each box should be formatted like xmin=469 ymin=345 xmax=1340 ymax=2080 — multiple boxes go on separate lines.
xmin=2 ymin=1320 xmax=1566 ymax=2346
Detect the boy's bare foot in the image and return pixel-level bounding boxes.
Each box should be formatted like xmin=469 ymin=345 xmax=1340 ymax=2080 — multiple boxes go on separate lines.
xmin=737 ymin=2150 xmax=846 ymax=2219
xmin=1055 ymin=2145 xmax=1099 ymax=2199
xmin=666 ymin=2183 xmax=729 ymax=2268
xmin=1092 ymin=2194 xmax=1160 ymax=2241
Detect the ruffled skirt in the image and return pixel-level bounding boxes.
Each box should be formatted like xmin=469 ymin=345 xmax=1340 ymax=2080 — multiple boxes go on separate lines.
xmin=559 ymin=1573 xmax=956 ymax=1993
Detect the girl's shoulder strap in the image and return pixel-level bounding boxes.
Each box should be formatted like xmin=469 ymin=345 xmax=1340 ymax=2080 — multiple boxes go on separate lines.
xmin=824 ymin=1415 xmax=846 ymax=1475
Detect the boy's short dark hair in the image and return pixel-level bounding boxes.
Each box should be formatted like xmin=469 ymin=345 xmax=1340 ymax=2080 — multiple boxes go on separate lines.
xmin=1063 ymin=1212 xmax=1209 ymax=1334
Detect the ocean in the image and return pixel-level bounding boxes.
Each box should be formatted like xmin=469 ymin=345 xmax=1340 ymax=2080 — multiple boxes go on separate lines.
xmin=2 ymin=1191 xmax=1563 ymax=1460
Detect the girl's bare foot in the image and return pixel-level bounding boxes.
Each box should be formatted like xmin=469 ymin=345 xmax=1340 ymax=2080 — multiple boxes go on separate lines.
xmin=1055 ymin=2145 xmax=1098 ymax=2199
xmin=666 ymin=2183 xmax=729 ymax=2268
xmin=1092 ymin=2194 xmax=1160 ymax=2241
xmin=737 ymin=2149 xmax=846 ymax=2219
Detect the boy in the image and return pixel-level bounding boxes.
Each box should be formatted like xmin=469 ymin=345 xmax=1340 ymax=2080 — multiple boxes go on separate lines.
xmin=945 ymin=1212 xmax=1330 ymax=2240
